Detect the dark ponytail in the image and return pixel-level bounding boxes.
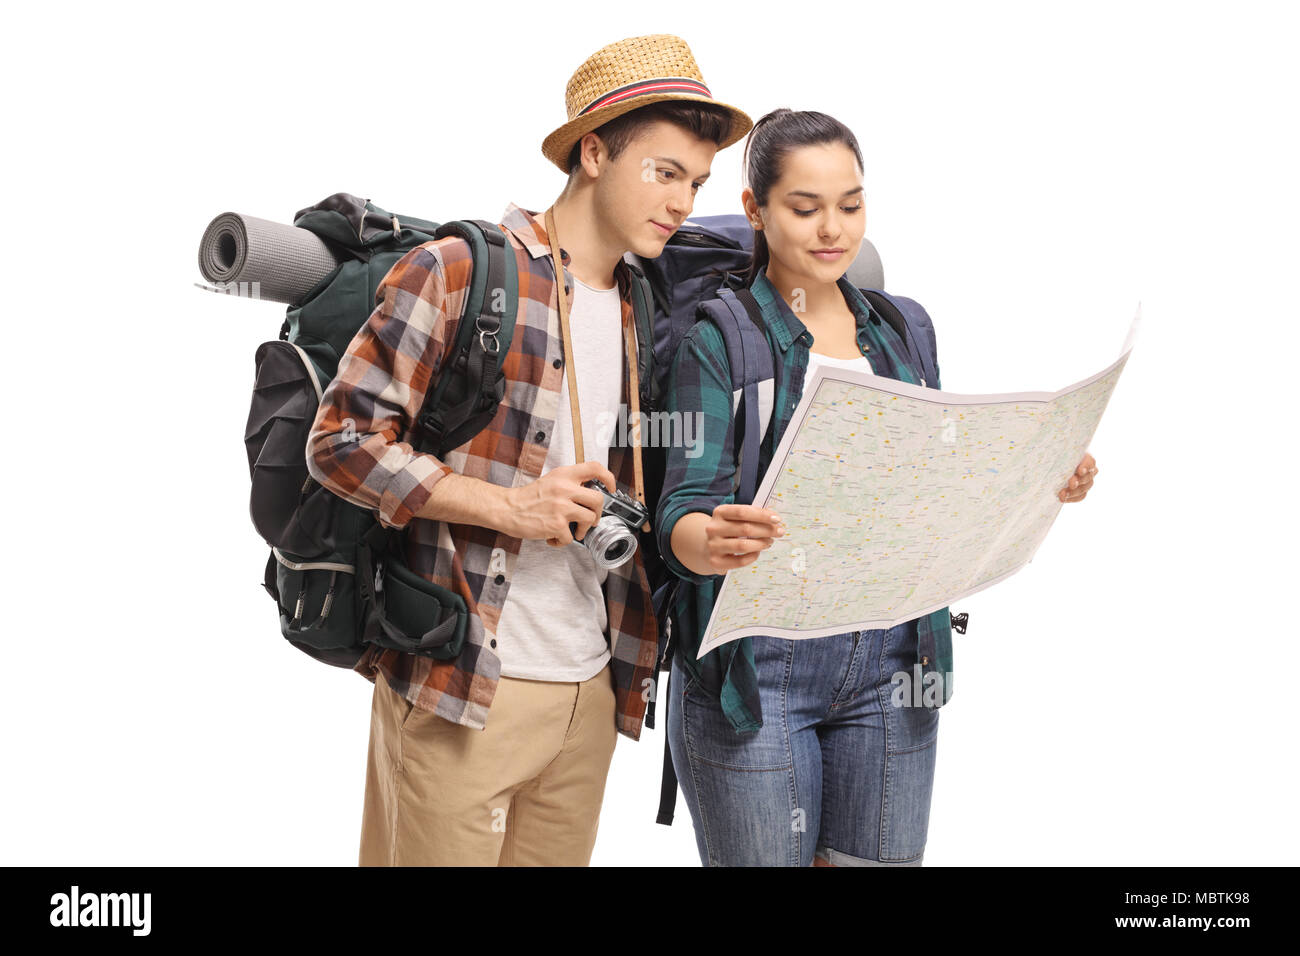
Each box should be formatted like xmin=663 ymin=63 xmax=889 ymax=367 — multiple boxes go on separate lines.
xmin=741 ymin=108 xmax=865 ymax=285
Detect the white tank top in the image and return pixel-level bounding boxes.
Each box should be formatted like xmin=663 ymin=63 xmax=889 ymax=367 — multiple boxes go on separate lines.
xmin=800 ymin=349 xmax=876 ymax=400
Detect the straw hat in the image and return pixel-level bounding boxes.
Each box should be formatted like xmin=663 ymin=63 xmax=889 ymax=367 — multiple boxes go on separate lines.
xmin=541 ymin=34 xmax=753 ymax=173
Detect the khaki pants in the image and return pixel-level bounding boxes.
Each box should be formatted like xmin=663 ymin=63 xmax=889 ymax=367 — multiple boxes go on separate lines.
xmin=359 ymin=663 xmax=618 ymax=866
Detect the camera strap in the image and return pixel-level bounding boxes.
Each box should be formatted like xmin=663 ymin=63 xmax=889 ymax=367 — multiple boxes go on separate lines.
xmin=544 ymin=205 xmax=649 ymax=530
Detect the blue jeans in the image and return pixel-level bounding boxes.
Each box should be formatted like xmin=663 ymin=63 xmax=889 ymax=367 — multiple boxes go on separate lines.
xmin=667 ymin=624 xmax=940 ymax=866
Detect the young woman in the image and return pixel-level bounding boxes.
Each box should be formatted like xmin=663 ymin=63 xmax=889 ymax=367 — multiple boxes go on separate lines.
xmin=654 ymin=108 xmax=1098 ymax=866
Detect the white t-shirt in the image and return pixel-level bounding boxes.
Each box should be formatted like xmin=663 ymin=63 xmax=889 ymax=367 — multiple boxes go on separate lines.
xmin=800 ymin=348 xmax=876 ymax=399
xmin=495 ymin=276 xmax=624 ymax=681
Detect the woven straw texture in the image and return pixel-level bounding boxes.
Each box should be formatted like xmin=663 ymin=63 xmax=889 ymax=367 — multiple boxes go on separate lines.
xmin=542 ymin=34 xmax=752 ymax=171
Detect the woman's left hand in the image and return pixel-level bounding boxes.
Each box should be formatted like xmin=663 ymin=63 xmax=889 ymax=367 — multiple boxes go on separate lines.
xmin=1058 ymin=452 xmax=1098 ymax=503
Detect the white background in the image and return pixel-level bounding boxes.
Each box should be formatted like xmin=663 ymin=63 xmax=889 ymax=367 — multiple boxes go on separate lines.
xmin=3 ymin=0 xmax=1296 ymax=866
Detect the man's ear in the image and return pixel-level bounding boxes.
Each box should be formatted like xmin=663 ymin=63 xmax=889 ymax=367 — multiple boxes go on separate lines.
xmin=574 ymin=131 xmax=607 ymax=180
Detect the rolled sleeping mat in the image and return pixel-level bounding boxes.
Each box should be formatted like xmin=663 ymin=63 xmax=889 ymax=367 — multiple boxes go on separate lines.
xmin=197 ymin=212 xmax=343 ymax=305
xmin=846 ymin=236 xmax=885 ymax=292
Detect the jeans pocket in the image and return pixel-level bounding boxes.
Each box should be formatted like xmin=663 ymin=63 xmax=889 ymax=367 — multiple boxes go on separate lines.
xmin=884 ymin=621 xmax=951 ymax=710
xmin=880 ymin=703 xmax=940 ymax=862
xmin=678 ymin=669 xmax=701 ymax=702
xmin=682 ymin=682 xmax=787 ymax=773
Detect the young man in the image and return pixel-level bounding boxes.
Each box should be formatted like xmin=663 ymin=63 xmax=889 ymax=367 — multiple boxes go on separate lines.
xmin=305 ymin=34 xmax=752 ymax=866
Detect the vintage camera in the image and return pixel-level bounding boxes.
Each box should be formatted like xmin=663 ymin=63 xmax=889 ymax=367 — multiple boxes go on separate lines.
xmin=568 ymin=479 xmax=650 ymax=570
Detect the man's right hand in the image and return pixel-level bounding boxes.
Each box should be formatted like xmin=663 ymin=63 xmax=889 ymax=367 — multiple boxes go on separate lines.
xmin=702 ymin=503 xmax=786 ymax=574
xmin=502 ymin=460 xmax=618 ymax=547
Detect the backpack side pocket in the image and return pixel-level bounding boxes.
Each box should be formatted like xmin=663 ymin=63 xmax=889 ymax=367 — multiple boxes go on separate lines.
xmin=264 ymin=547 xmax=366 ymax=669
xmin=246 ymin=340 xmax=328 ymax=555
xmin=366 ymin=556 xmax=468 ymax=661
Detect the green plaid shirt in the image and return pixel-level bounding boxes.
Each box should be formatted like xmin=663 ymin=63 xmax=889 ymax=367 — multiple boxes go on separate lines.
xmin=654 ymin=267 xmax=955 ymax=732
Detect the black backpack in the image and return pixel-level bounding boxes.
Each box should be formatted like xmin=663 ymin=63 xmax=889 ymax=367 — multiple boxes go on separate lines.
xmin=245 ymin=193 xmax=534 ymax=668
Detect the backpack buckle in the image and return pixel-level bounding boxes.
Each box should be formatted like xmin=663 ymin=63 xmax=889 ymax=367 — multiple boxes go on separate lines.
xmin=417 ymin=411 xmax=445 ymax=446
xmin=476 ymin=314 xmax=500 ymax=355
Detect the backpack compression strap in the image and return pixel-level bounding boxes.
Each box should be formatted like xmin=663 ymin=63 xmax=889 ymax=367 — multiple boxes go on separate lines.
xmin=654 ymin=662 xmax=677 ymax=826
xmin=413 ymin=220 xmax=519 ymax=457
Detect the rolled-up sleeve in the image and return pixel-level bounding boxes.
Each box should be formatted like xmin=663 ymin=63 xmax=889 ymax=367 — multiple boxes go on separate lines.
xmin=654 ymin=319 xmax=740 ymax=585
xmin=306 ymin=243 xmax=456 ymax=530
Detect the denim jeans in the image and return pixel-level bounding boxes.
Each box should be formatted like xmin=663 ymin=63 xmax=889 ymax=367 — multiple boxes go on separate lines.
xmin=667 ymin=624 xmax=940 ymax=866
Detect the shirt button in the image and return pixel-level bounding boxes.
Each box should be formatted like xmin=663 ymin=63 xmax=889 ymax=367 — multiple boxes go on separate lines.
xmin=490 ymin=638 xmax=498 ymax=649
xmin=494 ymin=574 xmax=505 ymax=585
xmin=534 ymin=430 xmax=545 ymax=442
xmin=553 ymin=358 xmax=562 ymax=369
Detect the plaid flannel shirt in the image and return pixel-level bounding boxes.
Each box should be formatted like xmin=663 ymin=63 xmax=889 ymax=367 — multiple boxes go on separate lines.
xmin=306 ymin=203 xmax=660 ymax=740
xmin=654 ymin=267 xmax=955 ymax=733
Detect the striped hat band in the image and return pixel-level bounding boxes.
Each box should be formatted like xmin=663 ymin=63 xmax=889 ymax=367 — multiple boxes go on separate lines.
xmin=578 ymin=78 xmax=713 ymax=116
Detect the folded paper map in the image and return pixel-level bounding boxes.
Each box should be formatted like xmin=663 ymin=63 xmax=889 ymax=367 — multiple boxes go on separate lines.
xmin=697 ymin=306 xmax=1139 ymax=657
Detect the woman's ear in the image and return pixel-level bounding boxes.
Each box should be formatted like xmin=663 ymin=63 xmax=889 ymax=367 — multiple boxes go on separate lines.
xmin=741 ymin=189 xmax=762 ymax=230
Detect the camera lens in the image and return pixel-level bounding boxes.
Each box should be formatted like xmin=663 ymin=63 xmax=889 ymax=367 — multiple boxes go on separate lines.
xmin=602 ymin=538 xmax=631 ymax=563
xmin=582 ymin=516 xmax=638 ymax=570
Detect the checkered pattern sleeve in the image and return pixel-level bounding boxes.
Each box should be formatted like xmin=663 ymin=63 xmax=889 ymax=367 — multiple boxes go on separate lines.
xmin=306 ymin=243 xmax=459 ymax=530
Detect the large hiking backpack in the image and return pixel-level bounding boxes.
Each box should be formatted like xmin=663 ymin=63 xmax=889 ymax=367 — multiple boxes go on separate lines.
xmin=244 ymin=193 xmax=533 ymax=669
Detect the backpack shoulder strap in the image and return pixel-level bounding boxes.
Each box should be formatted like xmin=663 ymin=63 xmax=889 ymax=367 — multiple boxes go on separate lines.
xmin=624 ymin=259 xmax=658 ymax=412
xmin=861 ymin=289 xmax=940 ymax=389
xmin=697 ymin=288 xmax=775 ymax=505
xmin=413 ymin=219 xmax=519 ymax=457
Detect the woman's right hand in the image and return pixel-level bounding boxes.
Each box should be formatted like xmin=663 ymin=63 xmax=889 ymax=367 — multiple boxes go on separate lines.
xmin=702 ymin=504 xmax=786 ymax=573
